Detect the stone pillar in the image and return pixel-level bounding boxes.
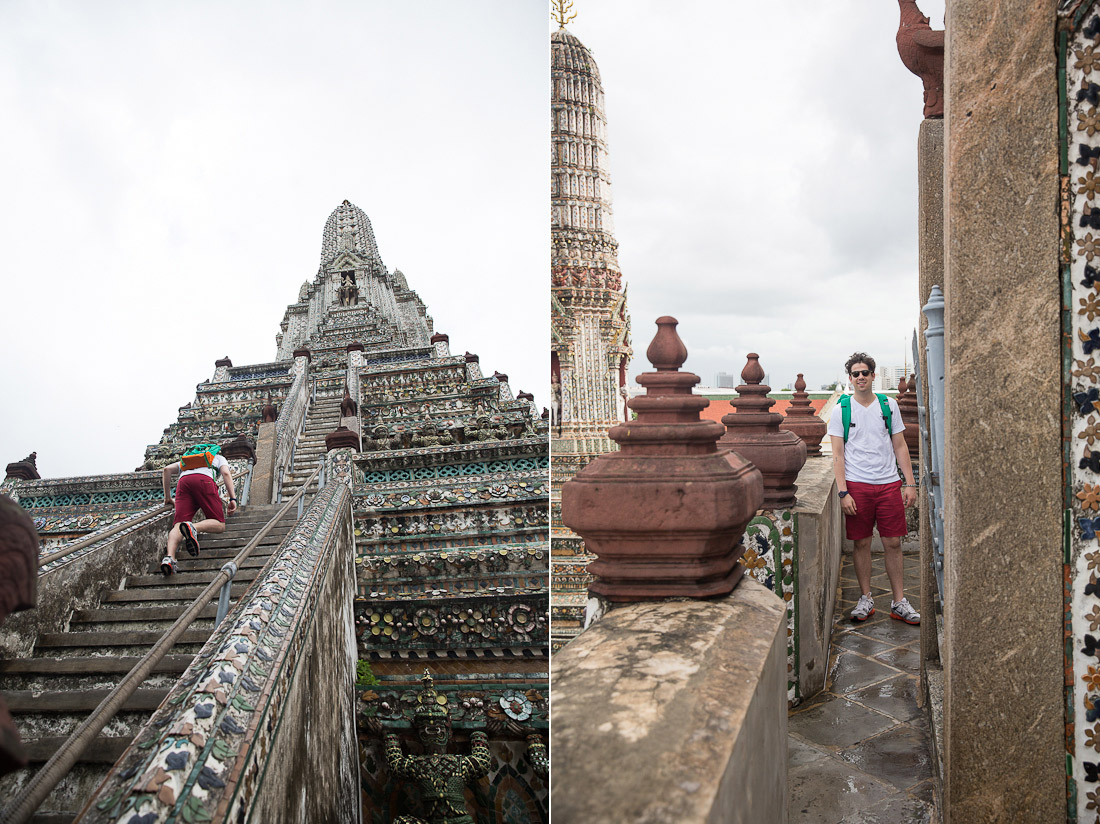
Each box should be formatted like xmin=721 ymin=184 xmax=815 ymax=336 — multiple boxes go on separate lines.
xmin=916 ymin=116 xmax=944 ymax=708
xmin=561 ymin=317 xmax=763 ymax=601
xmin=430 ymin=332 xmax=450 ymax=358
xmin=942 ymin=2 xmax=1062 ymax=820
xmin=293 ymin=348 xmax=311 ymax=376
xmin=212 ymin=356 xmax=232 ymax=383
xmin=251 ymin=422 xmax=277 ymax=506
xmin=464 ymin=352 xmax=481 ymax=381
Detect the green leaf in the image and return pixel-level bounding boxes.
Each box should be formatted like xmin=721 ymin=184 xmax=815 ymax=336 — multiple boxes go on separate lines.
xmin=231 ymin=694 xmax=255 ymax=712
xmin=181 ymin=794 xmax=214 ymax=823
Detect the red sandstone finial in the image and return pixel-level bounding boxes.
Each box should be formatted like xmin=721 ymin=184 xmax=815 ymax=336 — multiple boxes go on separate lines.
xmin=741 ymin=353 xmax=765 ymax=385
xmin=720 ymin=354 xmax=807 ymax=508
xmin=898 ymin=375 xmax=909 ymax=394
xmin=561 ymin=317 xmax=764 ymax=601
xmin=647 ymin=317 xmax=688 ymax=371
xmin=781 ymin=370 xmax=827 ymax=458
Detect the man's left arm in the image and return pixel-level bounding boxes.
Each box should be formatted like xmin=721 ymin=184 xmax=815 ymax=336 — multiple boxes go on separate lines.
xmin=219 ymin=464 xmax=238 ymax=514
xmin=891 ymin=432 xmax=917 ymax=506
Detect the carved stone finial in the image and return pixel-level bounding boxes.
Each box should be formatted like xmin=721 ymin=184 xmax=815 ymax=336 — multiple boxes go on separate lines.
xmin=464 ymin=352 xmax=479 ymax=364
xmin=5 ymin=453 xmax=39 ymax=481
xmin=646 ymin=316 xmax=688 ymax=371
xmin=215 ymin=356 xmax=232 ymax=368
xmin=780 ymin=372 xmax=827 ymax=458
xmin=897 ymin=0 xmax=945 ymax=118
xmin=561 ymin=317 xmax=763 ymax=601
xmin=221 ymin=435 xmax=256 ymax=462
xmin=493 ymin=371 xmax=509 ymax=383
xmin=430 ymin=333 xmax=449 ymax=344
xmin=720 ymin=354 xmax=807 ymax=508
xmin=517 ymin=390 xmax=535 ymax=402
xmin=340 ymin=386 xmax=358 ymax=418
xmin=897 ymin=372 xmax=921 ymax=457
xmin=740 ymin=352 xmax=765 ymax=384
xmin=261 ymin=395 xmax=278 ymax=424
xmin=325 ymin=426 xmax=361 ymax=452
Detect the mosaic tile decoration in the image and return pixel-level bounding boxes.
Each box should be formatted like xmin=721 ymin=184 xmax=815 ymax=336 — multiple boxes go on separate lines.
xmin=81 ymin=480 xmax=353 ymax=823
xmin=1063 ymin=6 xmax=1100 ymax=817
xmin=742 ymin=510 xmax=800 ymax=704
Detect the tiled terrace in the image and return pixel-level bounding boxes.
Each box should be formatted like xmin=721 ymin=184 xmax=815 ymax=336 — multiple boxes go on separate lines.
xmin=788 ymin=545 xmax=936 ymax=823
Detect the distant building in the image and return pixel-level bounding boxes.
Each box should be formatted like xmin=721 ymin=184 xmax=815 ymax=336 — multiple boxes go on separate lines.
xmin=716 ymin=371 xmax=736 ymax=388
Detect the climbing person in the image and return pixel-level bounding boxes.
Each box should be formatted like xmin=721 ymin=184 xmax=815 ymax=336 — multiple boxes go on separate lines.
xmin=828 ymin=353 xmax=920 ymax=625
xmin=160 ymin=443 xmax=237 ymax=575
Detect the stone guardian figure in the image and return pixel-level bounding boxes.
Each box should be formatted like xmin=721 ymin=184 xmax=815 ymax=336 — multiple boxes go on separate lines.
xmin=380 ymin=671 xmax=492 ymax=824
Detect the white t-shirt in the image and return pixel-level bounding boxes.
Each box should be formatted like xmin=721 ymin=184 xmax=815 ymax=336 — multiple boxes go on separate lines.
xmin=826 ymin=395 xmax=906 ymax=484
xmin=180 ymin=453 xmax=228 ymax=481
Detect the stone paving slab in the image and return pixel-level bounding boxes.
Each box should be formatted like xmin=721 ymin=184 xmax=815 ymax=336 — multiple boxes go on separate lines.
xmin=788 ymin=553 xmax=936 ymax=823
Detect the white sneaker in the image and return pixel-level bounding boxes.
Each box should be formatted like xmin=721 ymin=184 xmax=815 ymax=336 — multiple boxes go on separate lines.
xmin=850 ymin=594 xmax=875 ymax=622
xmin=891 ymin=598 xmax=921 ymax=625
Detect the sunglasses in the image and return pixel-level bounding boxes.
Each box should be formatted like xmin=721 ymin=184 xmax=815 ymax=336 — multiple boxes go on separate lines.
xmin=849 ymin=369 xmax=872 ymax=378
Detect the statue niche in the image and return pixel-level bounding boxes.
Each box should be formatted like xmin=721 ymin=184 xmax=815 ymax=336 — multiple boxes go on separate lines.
xmin=338 ymin=270 xmax=359 ymax=307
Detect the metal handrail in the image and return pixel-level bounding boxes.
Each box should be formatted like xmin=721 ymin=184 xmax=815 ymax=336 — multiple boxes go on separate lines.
xmin=0 ymin=463 xmax=326 ymax=824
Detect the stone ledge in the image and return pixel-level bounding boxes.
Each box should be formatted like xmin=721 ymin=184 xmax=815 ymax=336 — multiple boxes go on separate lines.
xmin=551 ymin=578 xmax=787 ymax=824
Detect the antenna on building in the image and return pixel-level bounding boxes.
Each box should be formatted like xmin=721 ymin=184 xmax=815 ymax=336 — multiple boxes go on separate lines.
xmin=552 ymin=0 xmax=577 ymax=28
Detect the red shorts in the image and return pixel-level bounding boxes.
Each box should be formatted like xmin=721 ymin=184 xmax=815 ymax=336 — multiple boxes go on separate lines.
xmin=174 ymin=473 xmax=225 ymax=524
xmin=844 ymin=480 xmax=907 ymax=541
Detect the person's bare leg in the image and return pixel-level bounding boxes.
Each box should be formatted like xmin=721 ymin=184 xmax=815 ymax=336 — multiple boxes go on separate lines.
xmin=882 ymin=535 xmax=905 ymax=603
xmin=166 ymin=526 xmax=183 ymax=561
xmin=853 ymin=536 xmax=874 ymax=596
xmin=194 ymin=519 xmax=225 ymax=535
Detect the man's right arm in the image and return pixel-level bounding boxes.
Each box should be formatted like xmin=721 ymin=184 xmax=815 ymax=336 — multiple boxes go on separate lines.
xmin=162 ymin=463 xmax=178 ymax=505
xmin=829 ymin=436 xmax=857 ymax=516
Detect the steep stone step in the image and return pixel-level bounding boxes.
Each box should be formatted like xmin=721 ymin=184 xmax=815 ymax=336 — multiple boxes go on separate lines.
xmin=36 ymin=630 xmax=211 ymax=649
xmin=4 ymin=689 xmax=168 ymax=714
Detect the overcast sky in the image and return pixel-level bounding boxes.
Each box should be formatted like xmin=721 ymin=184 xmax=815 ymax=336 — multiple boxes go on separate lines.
xmin=1 ymin=1 xmax=546 ymax=479
xmin=554 ymin=0 xmax=946 ymax=392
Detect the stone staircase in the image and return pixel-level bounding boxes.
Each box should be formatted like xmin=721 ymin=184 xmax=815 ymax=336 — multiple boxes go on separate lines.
xmin=279 ymin=394 xmax=343 ymax=501
xmin=0 ymin=504 xmax=296 ymax=822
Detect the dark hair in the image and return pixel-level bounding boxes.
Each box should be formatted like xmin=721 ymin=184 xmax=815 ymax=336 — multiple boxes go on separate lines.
xmin=845 ymin=352 xmax=876 ymax=374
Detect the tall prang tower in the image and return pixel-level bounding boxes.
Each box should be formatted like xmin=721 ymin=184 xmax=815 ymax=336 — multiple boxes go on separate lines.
xmin=550 ymin=4 xmax=631 ymax=650
xmin=0 ymin=200 xmax=548 ymax=822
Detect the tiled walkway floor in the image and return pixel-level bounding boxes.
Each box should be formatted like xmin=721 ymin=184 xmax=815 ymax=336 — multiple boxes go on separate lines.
xmin=788 ymin=548 xmax=936 ymax=823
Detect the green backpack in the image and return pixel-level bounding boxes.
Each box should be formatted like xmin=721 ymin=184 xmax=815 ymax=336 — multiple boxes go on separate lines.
xmin=838 ymin=394 xmax=892 ymax=443
xmin=180 ymin=444 xmax=222 ymax=479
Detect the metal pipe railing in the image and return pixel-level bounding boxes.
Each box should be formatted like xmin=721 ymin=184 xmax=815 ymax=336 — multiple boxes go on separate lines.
xmin=0 ymin=463 xmax=325 ymax=824
xmin=921 ymin=285 xmax=947 ymax=602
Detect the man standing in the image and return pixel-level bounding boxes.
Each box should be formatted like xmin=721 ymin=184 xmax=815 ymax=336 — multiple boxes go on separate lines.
xmin=828 ymin=353 xmax=920 ymax=624
xmin=161 ymin=444 xmax=237 ymax=576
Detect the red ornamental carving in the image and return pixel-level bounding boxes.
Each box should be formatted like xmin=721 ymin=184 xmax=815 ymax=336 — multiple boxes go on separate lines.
xmin=561 ymin=317 xmax=763 ymax=601
xmin=340 ymin=387 xmax=358 ymax=418
xmin=896 ymin=374 xmax=921 ymax=458
xmin=897 ymin=0 xmax=944 ymax=118
xmin=719 ymin=354 xmax=807 ymax=509
xmin=325 ymin=426 xmax=361 ymax=452
xmin=781 ymin=373 xmax=827 ymax=457
xmin=260 ymin=396 xmax=278 ymax=424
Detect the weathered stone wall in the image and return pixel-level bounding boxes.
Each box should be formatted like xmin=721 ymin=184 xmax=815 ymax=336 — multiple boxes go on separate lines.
xmin=792 ymin=458 xmax=841 ymax=700
xmin=0 ymin=509 xmax=172 ymax=657
xmin=550 ymin=578 xmax=787 ymax=824
xmin=942 ymin=1 xmax=1063 ymax=821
